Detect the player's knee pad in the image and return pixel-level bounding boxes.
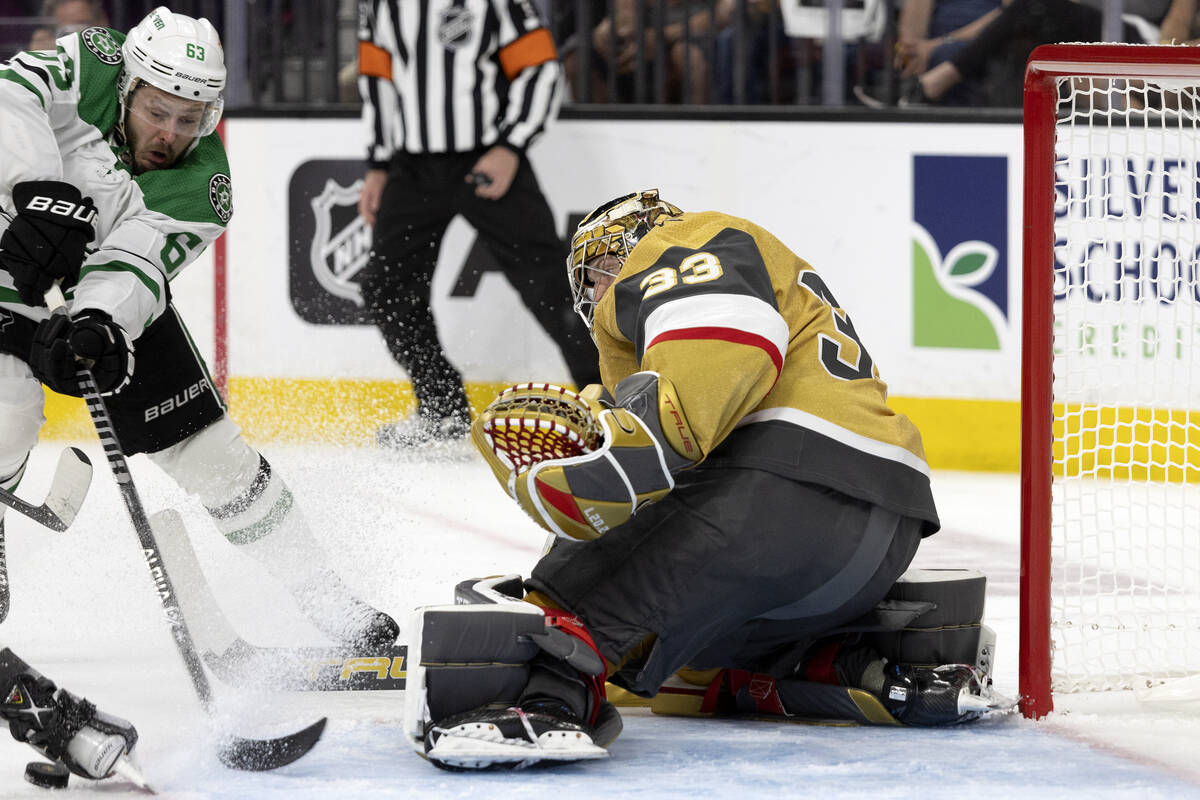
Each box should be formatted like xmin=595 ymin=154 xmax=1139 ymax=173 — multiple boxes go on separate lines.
xmin=0 ymin=353 xmax=45 ymax=480
xmin=147 ymin=417 xmax=290 ymax=544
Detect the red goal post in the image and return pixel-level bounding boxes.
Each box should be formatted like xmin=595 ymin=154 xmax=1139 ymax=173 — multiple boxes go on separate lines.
xmin=1022 ymin=44 xmax=1200 ymax=719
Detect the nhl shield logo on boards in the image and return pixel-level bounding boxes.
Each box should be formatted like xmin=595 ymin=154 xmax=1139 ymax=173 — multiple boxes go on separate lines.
xmin=309 ymin=178 xmax=370 ymax=307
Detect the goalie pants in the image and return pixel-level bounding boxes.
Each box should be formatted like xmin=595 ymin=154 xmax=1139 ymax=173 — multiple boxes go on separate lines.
xmin=526 ymin=466 xmax=923 ymax=698
xmin=361 ymin=148 xmax=600 ymax=411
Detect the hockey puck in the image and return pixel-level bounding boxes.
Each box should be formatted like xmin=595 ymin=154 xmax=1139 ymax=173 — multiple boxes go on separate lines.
xmin=24 ymin=761 xmax=69 ymax=789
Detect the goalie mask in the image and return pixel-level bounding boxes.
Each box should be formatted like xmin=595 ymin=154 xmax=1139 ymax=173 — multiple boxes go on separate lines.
xmin=568 ymin=189 xmax=683 ymax=328
xmin=118 ymin=7 xmax=226 ymax=144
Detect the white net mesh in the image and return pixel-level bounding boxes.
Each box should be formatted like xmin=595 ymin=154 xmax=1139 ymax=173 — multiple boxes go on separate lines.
xmin=1051 ymin=76 xmax=1200 ymax=692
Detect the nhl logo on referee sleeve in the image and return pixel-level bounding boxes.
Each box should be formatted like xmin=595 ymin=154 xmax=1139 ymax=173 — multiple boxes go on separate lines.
xmin=81 ymin=27 xmax=122 ymax=64
xmin=209 ymin=174 xmax=233 ymax=222
xmin=438 ymin=7 xmax=476 ymax=49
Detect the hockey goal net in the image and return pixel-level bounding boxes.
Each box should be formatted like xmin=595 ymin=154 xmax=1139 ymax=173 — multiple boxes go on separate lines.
xmin=1021 ymin=44 xmax=1200 ymax=718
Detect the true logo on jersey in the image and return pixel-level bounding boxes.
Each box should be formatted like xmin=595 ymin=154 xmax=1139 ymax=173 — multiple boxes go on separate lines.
xmin=911 ymin=155 xmax=1008 ymax=350
xmin=81 ymin=27 xmax=122 ymax=64
xmin=208 ymin=173 xmax=232 ymax=223
xmin=438 ymin=7 xmax=476 ymax=49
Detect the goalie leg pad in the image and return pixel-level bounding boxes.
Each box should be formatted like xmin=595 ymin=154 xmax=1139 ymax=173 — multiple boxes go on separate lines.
xmin=869 ymin=568 xmax=995 ymax=683
xmin=404 ymin=603 xmax=546 ymax=749
xmin=407 ymin=589 xmax=621 ymax=769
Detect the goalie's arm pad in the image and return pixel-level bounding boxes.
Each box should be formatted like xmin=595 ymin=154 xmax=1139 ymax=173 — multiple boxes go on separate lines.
xmin=515 ymin=372 xmax=702 ymax=540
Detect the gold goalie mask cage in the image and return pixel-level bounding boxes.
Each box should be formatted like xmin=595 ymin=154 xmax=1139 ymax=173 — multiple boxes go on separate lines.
xmin=568 ymin=189 xmax=684 ymax=328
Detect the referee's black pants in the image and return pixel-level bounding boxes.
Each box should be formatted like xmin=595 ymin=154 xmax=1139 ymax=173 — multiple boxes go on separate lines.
xmin=362 ymin=149 xmax=599 ymax=421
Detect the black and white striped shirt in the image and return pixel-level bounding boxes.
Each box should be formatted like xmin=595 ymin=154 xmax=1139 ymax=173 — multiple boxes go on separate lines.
xmin=358 ymin=0 xmax=562 ymax=167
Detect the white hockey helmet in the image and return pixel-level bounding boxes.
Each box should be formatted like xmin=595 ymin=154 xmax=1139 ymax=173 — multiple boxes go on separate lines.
xmin=568 ymin=189 xmax=684 ymax=328
xmin=119 ymin=7 xmax=226 ymax=138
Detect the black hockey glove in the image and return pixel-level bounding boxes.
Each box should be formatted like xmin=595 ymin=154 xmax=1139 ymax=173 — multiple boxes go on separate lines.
xmin=0 ymin=672 xmax=139 ymax=779
xmin=30 ymin=310 xmax=135 ymax=396
xmin=0 ymin=181 xmax=97 ymax=307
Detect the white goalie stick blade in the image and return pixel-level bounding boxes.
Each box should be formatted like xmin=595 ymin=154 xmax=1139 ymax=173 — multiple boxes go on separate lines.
xmin=424 ymin=719 xmax=609 ymax=770
xmin=0 ymin=448 xmax=92 ymax=531
xmin=150 ymin=509 xmax=241 ymax=656
xmin=153 ymin=509 xmax=411 ymax=692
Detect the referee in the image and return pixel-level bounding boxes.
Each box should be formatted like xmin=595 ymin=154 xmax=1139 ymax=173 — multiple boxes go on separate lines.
xmin=356 ymin=0 xmax=599 ymax=448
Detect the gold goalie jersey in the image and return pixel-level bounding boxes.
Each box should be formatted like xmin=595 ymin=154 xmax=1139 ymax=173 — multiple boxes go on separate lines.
xmin=592 ymin=210 xmax=940 ymax=535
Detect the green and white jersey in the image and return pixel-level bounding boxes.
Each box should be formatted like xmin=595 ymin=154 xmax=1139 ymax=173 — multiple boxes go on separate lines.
xmin=0 ymin=26 xmax=232 ymax=338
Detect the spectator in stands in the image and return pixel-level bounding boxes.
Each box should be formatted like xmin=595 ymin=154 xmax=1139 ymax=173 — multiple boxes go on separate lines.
xmin=890 ymin=0 xmax=1001 ymax=105
xmin=28 ymin=0 xmax=107 ymax=50
xmin=586 ymin=0 xmax=735 ymax=103
xmin=714 ymin=0 xmax=776 ymax=104
xmin=912 ymin=0 xmax=1197 ymax=106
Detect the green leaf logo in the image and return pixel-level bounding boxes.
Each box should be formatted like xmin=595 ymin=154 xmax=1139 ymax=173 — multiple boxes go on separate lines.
xmin=912 ymin=225 xmax=1004 ymax=350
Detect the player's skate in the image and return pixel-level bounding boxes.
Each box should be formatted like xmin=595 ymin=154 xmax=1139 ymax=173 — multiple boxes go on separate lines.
xmin=876 ymin=663 xmax=999 ymax=725
xmin=0 ymin=671 xmax=148 ymax=787
xmin=292 ymin=570 xmax=399 ymax=650
xmin=423 ymin=700 xmax=615 ymax=771
xmin=376 ymin=411 xmax=469 ymax=449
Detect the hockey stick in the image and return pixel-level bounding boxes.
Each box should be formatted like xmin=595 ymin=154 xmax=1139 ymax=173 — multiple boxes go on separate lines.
xmin=45 ymin=288 xmax=325 ymax=770
xmin=202 ymin=577 xmax=521 ymax=692
xmin=0 ymin=447 xmax=93 ymax=531
xmin=0 ymin=448 xmax=92 ymax=623
xmin=152 ymin=508 xmax=409 ymax=691
xmin=206 ymin=642 xmax=409 ymax=692
xmin=0 ymin=520 xmax=7 ymax=624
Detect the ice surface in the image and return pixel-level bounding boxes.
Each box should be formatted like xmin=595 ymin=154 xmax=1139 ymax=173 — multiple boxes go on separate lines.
xmin=1 ymin=446 xmax=1198 ymax=798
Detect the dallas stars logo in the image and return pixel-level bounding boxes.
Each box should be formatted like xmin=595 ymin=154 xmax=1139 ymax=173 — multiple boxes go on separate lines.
xmin=209 ymin=173 xmax=233 ymax=223
xmin=81 ymin=27 xmax=122 ymax=65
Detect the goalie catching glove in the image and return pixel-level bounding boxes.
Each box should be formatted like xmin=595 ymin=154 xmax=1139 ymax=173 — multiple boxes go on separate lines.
xmin=472 ymin=372 xmax=702 ymax=540
xmin=0 ymin=181 xmax=97 ymax=307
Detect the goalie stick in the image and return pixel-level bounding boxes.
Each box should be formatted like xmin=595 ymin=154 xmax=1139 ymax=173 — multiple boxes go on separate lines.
xmin=151 ymin=508 xmax=410 ymax=692
xmin=45 ymin=287 xmax=326 ymax=770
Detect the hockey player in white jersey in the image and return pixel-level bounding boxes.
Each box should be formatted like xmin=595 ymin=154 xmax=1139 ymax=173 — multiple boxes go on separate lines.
xmin=0 ymin=7 xmax=398 ymax=648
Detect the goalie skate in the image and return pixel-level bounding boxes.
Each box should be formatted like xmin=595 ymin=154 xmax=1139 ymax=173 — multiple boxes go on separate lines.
xmin=424 ymin=705 xmax=609 ymax=771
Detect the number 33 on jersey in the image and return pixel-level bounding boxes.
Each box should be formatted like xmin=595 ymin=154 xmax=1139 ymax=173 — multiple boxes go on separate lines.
xmin=591 ymin=210 xmax=938 ymax=535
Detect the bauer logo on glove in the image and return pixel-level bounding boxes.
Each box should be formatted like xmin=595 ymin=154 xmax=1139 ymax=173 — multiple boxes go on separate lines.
xmin=472 ymin=375 xmax=702 ymax=540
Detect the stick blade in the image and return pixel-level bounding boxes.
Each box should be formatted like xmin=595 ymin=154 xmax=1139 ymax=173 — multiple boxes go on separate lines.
xmin=43 ymin=447 xmax=92 ymax=529
xmin=217 ymin=717 xmax=327 ymax=771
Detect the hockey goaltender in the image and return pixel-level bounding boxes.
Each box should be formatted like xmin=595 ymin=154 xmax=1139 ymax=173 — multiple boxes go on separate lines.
xmin=405 ymin=189 xmax=1011 ymax=770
